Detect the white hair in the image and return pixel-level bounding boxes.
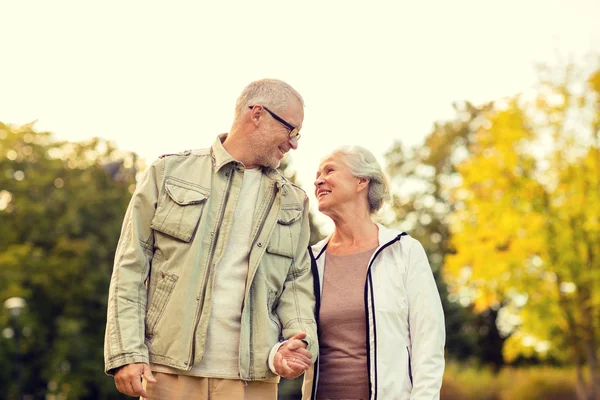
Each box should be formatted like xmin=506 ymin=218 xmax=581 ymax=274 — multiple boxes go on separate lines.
xmin=234 ymin=78 xmax=304 ymax=121
xmin=330 ymin=146 xmax=390 ymax=213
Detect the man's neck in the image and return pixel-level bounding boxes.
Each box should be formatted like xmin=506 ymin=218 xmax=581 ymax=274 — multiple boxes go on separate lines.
xmin=222 ymin=129 xmax=257 ymax=168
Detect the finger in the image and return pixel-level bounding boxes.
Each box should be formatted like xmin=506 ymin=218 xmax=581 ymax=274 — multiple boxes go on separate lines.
xmin=287 ymin=354 xmax=312 ymax=368
xmin=288 ymin=360 xmax=310 ymax=371
xmin=282 ymin=367 xmax=303 ymax=379
xmin=129 ymin=380 xmax=138 ymax=397
xmin=143 ymin=368 xmax=157 ymax=383
xmin=288 ymin=346 xmax=312 ymax=359
xmin=281 ymin=357 xmax=294 ymax=374
xmin=289 ymin=353 xmax=312 ymax=365
xmin=290 ymin=332 xmax=307 ymax=341
xmin=297 ymin=349 xmax=313 ymax=359
xmin=116 ymin=375 xmax=133 ymax=396
xmin=274 ymin=352 xmax=291 ymax=376
xmin=131 ymin=374 xmax=147 ymax=398
xmin=287 ymin=339 xmax=307 ymax=350
xmin=274 ymin=351 xmax=285 ymax=368
xmin=115 ymin=378 xmax=125 ymax=395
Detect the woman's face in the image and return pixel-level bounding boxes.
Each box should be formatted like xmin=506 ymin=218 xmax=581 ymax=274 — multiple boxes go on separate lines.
xmin=314 ymin=153 xmax=362 ymax=215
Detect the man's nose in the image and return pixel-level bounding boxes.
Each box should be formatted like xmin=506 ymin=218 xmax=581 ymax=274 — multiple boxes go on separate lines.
xmin=289 ymin=136 xmax=299 ymax=150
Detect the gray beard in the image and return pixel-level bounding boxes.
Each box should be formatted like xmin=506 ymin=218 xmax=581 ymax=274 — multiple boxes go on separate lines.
xmin=250 ymin=128 xmax=282 ymax=169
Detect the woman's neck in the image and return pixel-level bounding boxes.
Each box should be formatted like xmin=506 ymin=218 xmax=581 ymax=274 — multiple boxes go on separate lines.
xmin=327 ymin=216 xmax=379 ymax=256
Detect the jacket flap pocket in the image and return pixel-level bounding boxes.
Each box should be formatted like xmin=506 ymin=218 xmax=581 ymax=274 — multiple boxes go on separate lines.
xmin=165 ymin=181 xmax=209 ymax=205
xmin=277 ymin=208 xmax=302 ymax=225
xmin=266 ymin=242 xmax=294 ymax=259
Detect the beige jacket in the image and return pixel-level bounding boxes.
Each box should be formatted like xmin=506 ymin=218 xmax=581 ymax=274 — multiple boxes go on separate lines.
xmin=104 ymin=135 xmax=317 ymax=382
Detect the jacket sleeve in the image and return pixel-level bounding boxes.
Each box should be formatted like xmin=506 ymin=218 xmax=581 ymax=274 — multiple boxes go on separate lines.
xmin=104 ymin=159 xmax=163 ymax=375
xmin=274 ymin=195 xmax=319 ymax=362
xmin=406 ymin=239 xmax=446 ymax=399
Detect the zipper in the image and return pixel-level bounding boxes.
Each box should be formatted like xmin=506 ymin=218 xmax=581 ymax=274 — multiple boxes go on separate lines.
xmin=240 ymin=181 xmax=277 ymax=379
xmin=186 ymin=166 xmax=234 ymax=367
xmin=407 ymin=346 xmax=413 ymax=387
xmin=309 ymin=246 xmax=321 ymax=400
xmin=243 ymin=182 xmax=277 ymax=302
xmin=310 ymin=234 xmax=406 ymax=400
xmin=363 ymin=233 xmax=406 ymax=400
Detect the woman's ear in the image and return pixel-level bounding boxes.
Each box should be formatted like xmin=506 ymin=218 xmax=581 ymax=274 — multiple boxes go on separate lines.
xmin=357 ymin=177 xmax=370 ymax=193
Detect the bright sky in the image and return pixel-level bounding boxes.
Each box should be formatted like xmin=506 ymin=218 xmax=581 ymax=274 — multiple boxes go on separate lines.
xmin=2 ymin=0 xmax=599 ymax=232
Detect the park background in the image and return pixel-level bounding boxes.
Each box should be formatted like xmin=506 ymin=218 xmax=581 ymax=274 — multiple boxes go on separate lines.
xmin=1 ymin=1 xmax=600 ymax=399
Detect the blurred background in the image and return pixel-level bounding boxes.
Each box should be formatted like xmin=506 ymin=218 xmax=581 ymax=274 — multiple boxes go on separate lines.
xmin=1 ymin=1 xmax=599 ymax=399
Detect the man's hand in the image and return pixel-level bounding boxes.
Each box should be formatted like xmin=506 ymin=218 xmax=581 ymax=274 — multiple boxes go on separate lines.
xmin=273 ymin=332 xmax=313 ymax=379
xmin=114 ymin=363 xmax=157 ymax=398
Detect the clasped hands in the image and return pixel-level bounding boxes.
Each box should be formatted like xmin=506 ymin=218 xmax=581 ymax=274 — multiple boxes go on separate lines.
xmin=273 ymin=332 xmax=313 ymax=379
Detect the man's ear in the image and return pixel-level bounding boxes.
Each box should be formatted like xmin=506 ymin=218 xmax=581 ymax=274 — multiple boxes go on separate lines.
xmin=249 ymin=105 xmax=263 ymax=127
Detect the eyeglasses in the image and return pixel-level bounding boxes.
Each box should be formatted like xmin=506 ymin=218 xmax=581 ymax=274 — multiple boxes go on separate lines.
xmin=249 ymin=105 xmax=301 ymax=141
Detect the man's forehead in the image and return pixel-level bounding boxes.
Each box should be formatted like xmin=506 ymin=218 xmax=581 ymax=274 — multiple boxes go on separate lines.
xmin=284 ymin=98 xmax=304 ymax=126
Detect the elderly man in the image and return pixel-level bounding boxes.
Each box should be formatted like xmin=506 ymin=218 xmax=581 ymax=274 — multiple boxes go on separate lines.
xmin=104 ymin=79 xmax=317 ymax=399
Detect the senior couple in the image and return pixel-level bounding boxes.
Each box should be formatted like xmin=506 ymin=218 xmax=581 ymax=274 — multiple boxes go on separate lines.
xmin=104 ymin=79 xmax=446 ymax=400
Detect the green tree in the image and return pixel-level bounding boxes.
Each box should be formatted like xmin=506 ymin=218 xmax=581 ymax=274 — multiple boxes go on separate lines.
xmin=0 ymin=122 xmax=138 ymax=399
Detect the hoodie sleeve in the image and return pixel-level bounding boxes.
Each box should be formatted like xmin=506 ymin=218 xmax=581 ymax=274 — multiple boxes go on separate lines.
xmin=405 ymin=238 xmax=445 ymax=399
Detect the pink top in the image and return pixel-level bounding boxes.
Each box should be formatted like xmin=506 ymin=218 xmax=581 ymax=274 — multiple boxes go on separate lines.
xmin=316 ymin=247 xmax=377 ymax=399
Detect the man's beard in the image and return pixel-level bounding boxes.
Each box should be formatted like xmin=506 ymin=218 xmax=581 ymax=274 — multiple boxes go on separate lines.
xmin=250 ymin=129 xmax=282 ymax=169
xmin=256 ymin=152 xmax=281 ymax=169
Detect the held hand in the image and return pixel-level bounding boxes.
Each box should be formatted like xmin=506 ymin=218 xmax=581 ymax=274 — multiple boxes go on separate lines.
xmin=114 ymin=363 xmax=157 ymax=398
xmin=273 ymin=332 xmax=313 ymax=379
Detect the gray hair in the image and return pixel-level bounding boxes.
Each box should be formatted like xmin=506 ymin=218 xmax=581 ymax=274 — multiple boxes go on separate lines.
xmin=234 ymin=78 xmax=304 ymax=121
xmin=330 ymin=146 xmax=390 ymax=213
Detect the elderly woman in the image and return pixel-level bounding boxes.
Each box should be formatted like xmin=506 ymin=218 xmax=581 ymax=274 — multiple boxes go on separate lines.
xmin=302 ymin=146 xmax=445 ymax=400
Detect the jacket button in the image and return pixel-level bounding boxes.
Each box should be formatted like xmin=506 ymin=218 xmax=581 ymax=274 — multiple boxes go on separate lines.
xmin=184 ymin=361 xmax=188 ymax=365
xmin=257 ymin=242 xmax=263 ymax=247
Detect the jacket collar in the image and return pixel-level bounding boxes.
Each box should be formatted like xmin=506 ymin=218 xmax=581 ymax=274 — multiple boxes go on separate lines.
xmin=211 ymin=133 xmax=289 ymax=190
xmin=211 ymin=133 xmax=238 ymax=172
xmin=311 ymin=223 xmax=404 ymax=259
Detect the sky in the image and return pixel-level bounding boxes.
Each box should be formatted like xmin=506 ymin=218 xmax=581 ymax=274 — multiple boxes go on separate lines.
xmin=2 ymin=0 xmax=599 ymax=232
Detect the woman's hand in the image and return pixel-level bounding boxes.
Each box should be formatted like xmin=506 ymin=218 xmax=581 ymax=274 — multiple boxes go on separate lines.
xmin=273 ymin=332 xmax=313 ymax=379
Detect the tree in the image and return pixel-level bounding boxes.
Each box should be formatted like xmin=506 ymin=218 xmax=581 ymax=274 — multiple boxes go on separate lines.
xmin=0 ymin=122 xmax=139 ymax=399
xmin=384 ymin=102 xmax=500 ymax=366
xmin=445 ymin=62 xmax=600 ymax=400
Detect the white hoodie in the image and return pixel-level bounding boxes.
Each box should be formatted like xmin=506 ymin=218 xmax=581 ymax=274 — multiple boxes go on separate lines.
xmin=303 ymin=224 xmax=446 ymax=400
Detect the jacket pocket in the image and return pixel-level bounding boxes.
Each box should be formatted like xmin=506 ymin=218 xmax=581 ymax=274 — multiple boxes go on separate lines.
xmin=146 ymin=272 xmax=179 ymax=338
xmin=151 ymin=179 xmax=210 ymax=242
xmin=266 ymin=208 xmax=302 ymax=259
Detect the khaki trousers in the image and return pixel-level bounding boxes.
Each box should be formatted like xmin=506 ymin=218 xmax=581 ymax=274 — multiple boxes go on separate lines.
xmin=142 ymin=372 xmax=278 ymax=400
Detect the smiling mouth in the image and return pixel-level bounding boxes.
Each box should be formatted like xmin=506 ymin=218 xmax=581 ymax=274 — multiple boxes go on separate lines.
xmin=317 ymin=190 xmax=331 ymax=199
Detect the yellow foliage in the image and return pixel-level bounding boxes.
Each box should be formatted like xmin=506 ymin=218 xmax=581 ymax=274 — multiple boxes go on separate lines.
xmin=445 ymin=67 xmax=600 ymax=363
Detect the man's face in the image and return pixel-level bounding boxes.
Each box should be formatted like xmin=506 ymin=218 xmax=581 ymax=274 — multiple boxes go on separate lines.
xmin=250 ymin=98 xmax=304 ymax=169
